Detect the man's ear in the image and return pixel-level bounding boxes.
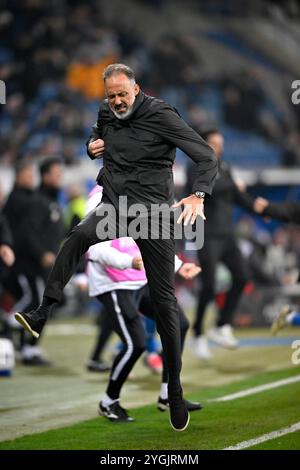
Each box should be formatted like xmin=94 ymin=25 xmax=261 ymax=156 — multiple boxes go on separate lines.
xmin=134 ymin=83 xmax=140 ymax=96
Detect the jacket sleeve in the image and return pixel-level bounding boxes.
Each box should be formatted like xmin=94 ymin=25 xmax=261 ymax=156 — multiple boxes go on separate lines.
xmin=89 ymin=242 xmax=133 ymax=269
xmin=0 ymin=212 xmax=13 ymax=247
xmin=86 ymin=122 xmax=103 ymax=160
xmin=233 ymin=188 xmax=256 ymax=212
xmin=262 ymin=202 xmax=300 ymax=224
xmin=155 ymin=106 xmax=218 ymax=196
xmin=86 ymin=103 xmax=105 ymax=159
xmin=217 ymin=163 xmax=255 ymax=211
xmin=230 ymin=167 xmax=256 ymax=212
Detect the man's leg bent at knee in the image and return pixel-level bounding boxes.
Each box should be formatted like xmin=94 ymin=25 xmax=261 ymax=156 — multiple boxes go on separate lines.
xmin=15 ymin=199 xmax=117 ymax=337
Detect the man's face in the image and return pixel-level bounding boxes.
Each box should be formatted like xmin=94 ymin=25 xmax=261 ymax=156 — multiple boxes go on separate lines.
xmin=43 ymin=164 xmax=63 ymax=189
xmin=207 ymin=133 xmax=224 ymax=159
xmin=105 ymin=73 xmax=140 ymax=119
xmin=17 ymin=164 xmax=36 ymax=189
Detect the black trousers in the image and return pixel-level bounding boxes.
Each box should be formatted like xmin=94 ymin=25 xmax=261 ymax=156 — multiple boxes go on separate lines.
xmin=89 ymin=306 xmax=112 ymax=362
xmin=193 ymin=234 xmax=249 ymax=337
xmin=44 ymin=196 xmax=183 ymax=397
xmin=138 ymin=286 xmax=189 ymax=384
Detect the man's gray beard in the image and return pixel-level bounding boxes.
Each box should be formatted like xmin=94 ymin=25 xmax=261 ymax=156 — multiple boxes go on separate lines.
xmin=109 ymin=102 xmax=135 ymax=120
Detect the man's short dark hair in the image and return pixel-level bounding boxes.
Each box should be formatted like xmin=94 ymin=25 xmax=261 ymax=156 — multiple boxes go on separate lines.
xmin=102 ymin=64 xmax=136 ymax=83
xmin=198 ymin=125 xmax=220 ymax=142
xmin=14 ymin=157 xmax=34 ymax=175
xmin=40 ymin=157 xmax=62 ymax=177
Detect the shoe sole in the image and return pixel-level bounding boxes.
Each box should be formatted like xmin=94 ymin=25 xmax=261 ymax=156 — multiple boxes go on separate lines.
xmin=159 ymin=403 xmax=202 ymax=412
xmin=15 ymin=313 xmax=40 ymax=339
xmin=195 ymin=353 xmax=213 ymax=361
xmin=86 ymin=367 xmax=111 ymax=373
xmin=206 ymin=335 xmax=238 ymax=350
xmin=169 ymin=411 xmax=190 ymax=432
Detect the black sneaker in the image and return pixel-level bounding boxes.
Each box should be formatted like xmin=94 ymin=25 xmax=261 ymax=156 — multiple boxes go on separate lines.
xmin=168 ymin=393 xmax=190 ymax=432
xmin=15 ymin=307 xmax=49 ymax=339
xmin=157 ymin=396 xmax=203 ymax=412
xmin=98 ymin=401 xmax=135 ymax=422
xmin=86 ymin=360 xmax=111 ymax=373
xmin=22 ymin=355 xmax=52 ymax=367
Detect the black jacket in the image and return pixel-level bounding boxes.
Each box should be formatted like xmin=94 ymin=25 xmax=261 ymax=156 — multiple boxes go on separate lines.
xmin=0 ymin=212 xmax=13 ymax=248
xmin=0 ymin=212 xmax=13 ymax=280
xmin=3 ymin=185 xmax=44 ymax=274
xmin=187 ymin=160 xmax=255 ymax=237
xmin=3 ymin=184 xmax=64 ymax=275
xmin=32 ymin=184 xmax=65 ymax=256
xmin=263 ymin=202 xmax=300 ymax=225
xmin=86 ymin=91 xmax=217 ymax=208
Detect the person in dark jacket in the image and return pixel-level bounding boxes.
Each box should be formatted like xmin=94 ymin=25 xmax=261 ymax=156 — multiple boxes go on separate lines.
xmin=255 ymin=198 xmax=300 ymax=224
xmin=35 ymin=157 xmax=65 ymax=271
xmin=0 ymin=214 xmax=15 ymax=263
xmin=0 ymin=212 xmax=15 ymax=280
xmin=0 ymin=211 xmax=15 ymax=338
xmin=254 ymin=197 xmax=300 ymax=334
xmin=4 ymin=158 xmax=64 ymax=365
xmin=15 ymin=63 xmax=217 ymax=431
xmin=3 ymin=160 xmax=43 ymax=283
xmin=25 ymin=157 xmax=65 ymax=364
xmin=188 ymin=128 xmax=256 ymax=360
xmin=3 ymin=159 xmax=47 ymax=363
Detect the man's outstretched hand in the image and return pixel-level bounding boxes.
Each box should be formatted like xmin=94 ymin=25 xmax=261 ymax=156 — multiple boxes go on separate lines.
xmin=178 ymin=262 xmax=202 ymax=280
xmin=254 ymin=197 xmax=269 ymax=214
xmin=132 ymin=256 xmax=144 ymax=271
xmin=0 ymin=244 xmax=15 ymax=267
xmin=88 ymin=139 xmax=105 ymax=159
xmin=172 ymin=195 xmax=206 ymax=225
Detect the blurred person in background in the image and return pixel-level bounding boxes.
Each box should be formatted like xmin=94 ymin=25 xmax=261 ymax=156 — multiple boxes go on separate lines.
xmin=254 ymin=197 xmax=300 ymax=334
xmin=186 ymin=127 xmax=258 ymax=360
xmin=37 ymin=157 xmax=65 ymax=273
xmin=255 ymin=197 xmax=300 ymax=225
xmin=270 ymin=304 xmax=300 ymax=334
xmin=3 ymin=157 xmax=64 ymax=365
xmin=0 ymin=180 xmax=15 ymax=278
xmin=0 ymin=206 xmax=16 ymax=373
xmin=86 ymin=231 xmax=202 ymax=422
xmin=0 ymin=214 xmax=15 ymax=273
xmin=64 ymin=184 xmax=86 ymax=231
xmin=0 ymin=212 xmax=15 ymax=336
xmin=3 ymin=159 xmax=44 ymax=363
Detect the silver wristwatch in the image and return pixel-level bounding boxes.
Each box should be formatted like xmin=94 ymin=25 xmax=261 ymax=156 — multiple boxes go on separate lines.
xmin=194 ymin=191 xmax=206 ymax=199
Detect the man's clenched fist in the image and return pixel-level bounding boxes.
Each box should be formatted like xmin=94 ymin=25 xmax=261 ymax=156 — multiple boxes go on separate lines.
xmin=88 ymin=139 xmax=105 ymax=159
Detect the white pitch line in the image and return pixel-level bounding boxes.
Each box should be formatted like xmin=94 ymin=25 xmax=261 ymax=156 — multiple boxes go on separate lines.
xmin=224 ymin=421 xmax=300 ymax=450
xmin=209 ymin=374 xmax=300 ymax=402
